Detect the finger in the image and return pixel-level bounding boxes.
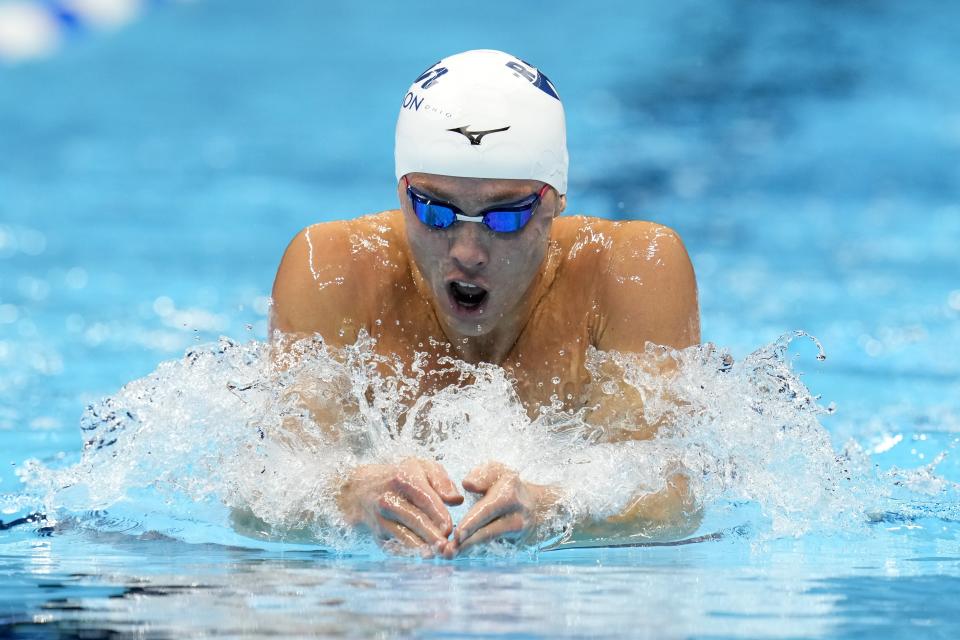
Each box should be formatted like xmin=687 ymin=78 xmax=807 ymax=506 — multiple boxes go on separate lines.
xmin=423 ymin=460 xmax=464 ymax=505
xmin=440 ymin=538 xmax=458 ymax=560
xmin=379 ymin=520 xmax=429 ymax=555
xmin=457 ymin=512 xmax=526 ymax=554
xmin=462 ymin=461 xmax=506 ymax=494
xmin=393 ymin=466 xmax=454 ymax=534
xmin=378 ymin=493 xmax=447 ymax=547
xmin=455 ymin=480 xmax=514 ymax=544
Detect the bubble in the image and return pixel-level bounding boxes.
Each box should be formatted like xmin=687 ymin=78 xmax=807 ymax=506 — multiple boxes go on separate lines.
xmin=153 ymin=296 xmax=175 ymax=317
xmin=253 ymin=297 xmax=271 ymax=316
xmin=0 ymin=226 xmax=15 ymax=257
xmin=65 ymin=267 xmax=88 ymax=289
xmin=18 ymin=319 xmax=37 ymax=338
xmin=18 ymin=276 xmax=49 ymax=301
xmin=949 ymin=290 xmax=960 ymax=311
xmin=17 ymin=229 xmax=46 ymax=256
xmin=0 ymin=304 xmax=18 ymax=324
xmin=66 ymin=314 xmax=85 ymax=332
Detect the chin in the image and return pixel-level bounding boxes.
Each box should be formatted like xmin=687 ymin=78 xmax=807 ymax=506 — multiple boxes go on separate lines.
xmin=444 ymin=312 xmax=496 ymax=338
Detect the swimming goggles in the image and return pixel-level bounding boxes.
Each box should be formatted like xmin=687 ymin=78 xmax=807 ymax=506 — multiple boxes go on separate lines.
xmin=403 ymin=176 xmax=549 ymax=233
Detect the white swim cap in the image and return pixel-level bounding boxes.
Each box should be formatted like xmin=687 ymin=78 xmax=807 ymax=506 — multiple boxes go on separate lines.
xmin=395 ymin=49 xmax=568 ymax=194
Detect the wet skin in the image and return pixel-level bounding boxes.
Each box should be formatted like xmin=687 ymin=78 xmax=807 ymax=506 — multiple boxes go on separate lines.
xmin=271 ymin=173 xmax=701 ymax=556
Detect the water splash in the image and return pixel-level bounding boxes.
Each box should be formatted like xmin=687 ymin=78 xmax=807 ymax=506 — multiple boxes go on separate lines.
xmin=4 ymin=332 xmax=955 ymax=550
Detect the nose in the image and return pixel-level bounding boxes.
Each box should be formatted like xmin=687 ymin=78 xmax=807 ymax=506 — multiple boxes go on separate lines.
xmin=448 ymin=223 xmax=488 ymax=273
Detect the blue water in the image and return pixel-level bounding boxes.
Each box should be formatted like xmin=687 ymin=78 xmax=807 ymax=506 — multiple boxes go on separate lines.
xmin=2 ymin=0 xmax=959 ymax=637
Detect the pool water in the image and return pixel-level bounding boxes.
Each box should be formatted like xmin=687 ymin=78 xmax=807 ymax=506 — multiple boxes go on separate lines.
xmin=2 ymin=0 xmax=959 ymax=637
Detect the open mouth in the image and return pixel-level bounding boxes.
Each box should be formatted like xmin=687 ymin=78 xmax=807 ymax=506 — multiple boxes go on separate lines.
xmin=448 ymin=280 xmax=488 ymax=312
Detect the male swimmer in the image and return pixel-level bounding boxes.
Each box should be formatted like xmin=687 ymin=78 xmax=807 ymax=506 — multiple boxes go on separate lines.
xmin=271 ymin=50 xmax=701 ymax=557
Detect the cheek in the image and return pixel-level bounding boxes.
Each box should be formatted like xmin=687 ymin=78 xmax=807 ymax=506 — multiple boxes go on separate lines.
xmin=491 ymin=227 xmax=550 ymax=284
xmin=406 ymin=225 xmax=448 ymax=277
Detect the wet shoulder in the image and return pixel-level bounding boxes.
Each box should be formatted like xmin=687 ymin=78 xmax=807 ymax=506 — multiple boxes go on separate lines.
xmin=566 ymin=216 xmax=698 ymax=350
xmin=554 ymin=216 xmax=684 ymax=269
xmin=271 ymin=210 xmax=408 ymax=338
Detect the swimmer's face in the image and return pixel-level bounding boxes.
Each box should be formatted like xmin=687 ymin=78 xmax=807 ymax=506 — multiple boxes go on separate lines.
xmin=399 ymin=173 xmax=566 ymax=337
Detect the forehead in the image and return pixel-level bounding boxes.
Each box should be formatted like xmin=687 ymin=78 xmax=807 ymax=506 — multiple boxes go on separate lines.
xmin=407 ymin=172 xmax=542 ymax=201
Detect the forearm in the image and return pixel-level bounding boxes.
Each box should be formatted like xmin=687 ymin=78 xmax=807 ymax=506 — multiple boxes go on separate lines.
xmin=578 ymin=473 xmax=699 ymax=542
xmin=229 ymin=506 xmax=328 ymax=543
xmin=540 ymin=472 xmax=701 ymax=548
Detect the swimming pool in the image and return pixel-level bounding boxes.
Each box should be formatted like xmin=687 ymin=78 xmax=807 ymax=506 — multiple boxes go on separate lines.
xmin=2 ymin=0 xmax=959 ymax=637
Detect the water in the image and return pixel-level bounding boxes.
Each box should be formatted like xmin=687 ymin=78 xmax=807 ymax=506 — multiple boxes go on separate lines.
xmin=2 ymin=0 xmax=959 ymax=637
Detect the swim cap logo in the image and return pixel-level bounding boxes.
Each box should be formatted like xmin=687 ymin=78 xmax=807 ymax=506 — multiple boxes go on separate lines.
xmin=505 ymin=60 xmax=560 ymax=100
xmin=447 ymin=126 xmax=511 ymax=146
xmin=413 ymin=64 xmax=448 ymax=89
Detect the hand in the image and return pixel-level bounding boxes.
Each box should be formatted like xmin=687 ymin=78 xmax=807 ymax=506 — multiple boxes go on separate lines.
xmin=444 ymin=462 xmax=559 ymax=558
xmin=337 ymin=458 xmax=463 ymax=556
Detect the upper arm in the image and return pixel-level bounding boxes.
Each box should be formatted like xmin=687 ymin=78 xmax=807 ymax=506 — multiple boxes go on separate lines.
xmin=270 ymin=223 xmax=365 ymax=346
xmin=597 ymin=223 xmax=700 ymax=352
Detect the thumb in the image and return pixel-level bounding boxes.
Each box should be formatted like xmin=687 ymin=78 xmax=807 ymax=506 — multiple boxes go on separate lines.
xmin=462 ymin=461 xmax=506 ymax=495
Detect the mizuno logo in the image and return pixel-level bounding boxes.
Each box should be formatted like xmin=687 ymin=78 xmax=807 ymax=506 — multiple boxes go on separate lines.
xmin=447 ymin=126 xmax=511 ymax=145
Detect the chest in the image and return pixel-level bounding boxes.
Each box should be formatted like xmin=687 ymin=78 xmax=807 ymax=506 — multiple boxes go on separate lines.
xmin=366 ymin=292 xmax=596 ymax=414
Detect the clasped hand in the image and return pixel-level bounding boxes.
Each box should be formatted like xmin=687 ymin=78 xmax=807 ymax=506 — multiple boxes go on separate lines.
xmin=337 ymin=458 xmax=555 ymax=558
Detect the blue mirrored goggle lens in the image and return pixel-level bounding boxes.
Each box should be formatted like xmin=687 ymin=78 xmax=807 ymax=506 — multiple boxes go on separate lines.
xmin=407 ymin=186 xmax=541 ymax=233
xmin=414 ymin=200 xmax=457 ymax=228
xmin=483 ymin=209 xmax=533 ymax=233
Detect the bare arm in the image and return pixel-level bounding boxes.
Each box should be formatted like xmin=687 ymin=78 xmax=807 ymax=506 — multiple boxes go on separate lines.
xmin=579 ymin=222 xmax=702 ymax=540
xmin=260 ymin=221 xmax=462 ymax=554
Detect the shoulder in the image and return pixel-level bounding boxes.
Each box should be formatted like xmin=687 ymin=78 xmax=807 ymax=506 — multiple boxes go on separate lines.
xmin=603 ymin=220 xmax=692 ymax=276
xmin=588 ymin=218 xmax=700 ymax=351
xmin=271 ymin=211 xmax=406 ymax=340
xmin=553 ymin=216 xmax=690 ymax=276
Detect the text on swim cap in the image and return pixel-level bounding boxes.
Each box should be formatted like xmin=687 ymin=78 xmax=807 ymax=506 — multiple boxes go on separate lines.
xmin=403 ymin=92 xmax=423 ymax=110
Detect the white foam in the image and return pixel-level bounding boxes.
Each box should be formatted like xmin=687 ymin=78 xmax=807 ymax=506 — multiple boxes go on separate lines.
xmin=8 ymin=331 xmax=956 ymax=550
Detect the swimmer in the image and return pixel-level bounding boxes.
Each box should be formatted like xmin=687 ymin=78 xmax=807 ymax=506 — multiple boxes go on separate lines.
xmin=270 ymin=50 xmax=701 ymax=557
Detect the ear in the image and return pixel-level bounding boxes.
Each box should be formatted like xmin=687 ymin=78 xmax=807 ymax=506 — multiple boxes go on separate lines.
xmin=397 ymin=177 xmax=407 ymax=211
xmin=557 ymin=194 xmax=566 ymax=215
